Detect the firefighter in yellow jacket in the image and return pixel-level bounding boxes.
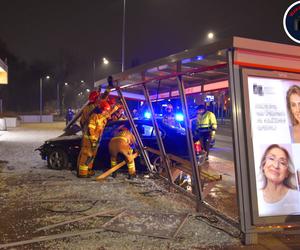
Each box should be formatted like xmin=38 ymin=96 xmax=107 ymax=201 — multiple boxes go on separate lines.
xmin=77 ymin=100 xmax=119 ymax=177
xmin=80 ymin=77 xmax=113 ymax=130
xmin=194 ymin=104 xmax=217 ymax=160
xmin=108 ymin=126 xmax=137 ymax=179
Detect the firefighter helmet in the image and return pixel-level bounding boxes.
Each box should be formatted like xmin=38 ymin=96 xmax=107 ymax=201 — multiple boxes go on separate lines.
xmin=88 ymin=91 xmax=100 ymax=103
xmin=107 ymin=96 xmax=116 ymax=106
xmin=99 ymin=100 xmax=111 ymax=112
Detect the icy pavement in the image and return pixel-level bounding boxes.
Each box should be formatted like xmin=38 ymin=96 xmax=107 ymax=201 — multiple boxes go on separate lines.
xmin=0 ymin=123 xmax=64 ymax=171
xmin=0 ymin=122 xmax=296 ymax=249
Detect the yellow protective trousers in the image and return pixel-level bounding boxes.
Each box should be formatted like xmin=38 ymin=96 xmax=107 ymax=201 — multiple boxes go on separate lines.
xmin=109 ymin=136 xmax=136 ymax=176
xmin=77 ymin=135 xmax=98 ymax=177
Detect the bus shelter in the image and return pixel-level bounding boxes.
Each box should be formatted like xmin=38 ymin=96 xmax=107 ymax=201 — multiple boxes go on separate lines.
xmin=95 ymin=37 xmax=300 ymax=244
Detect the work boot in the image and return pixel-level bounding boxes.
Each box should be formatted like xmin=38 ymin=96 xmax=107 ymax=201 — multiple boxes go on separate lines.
xmin=77 ymin=174 xmax=90 ymax=178
xmin=128 ymin=173 xmax=137 ymax=180
xmin=88 ymin=169 xmax=95 ymax=177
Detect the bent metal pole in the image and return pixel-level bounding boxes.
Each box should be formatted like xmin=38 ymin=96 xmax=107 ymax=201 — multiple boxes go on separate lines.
xmin=142 ymin=83 xmax=173 ymax=183
xmin=176 ymin=76 xmax=203 ymax=205
xmin=116 ymin=87 xmax=154 ymax=173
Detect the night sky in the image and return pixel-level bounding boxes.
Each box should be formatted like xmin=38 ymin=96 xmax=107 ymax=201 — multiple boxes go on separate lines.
xmin=0 ymin=0 xmax=297 ymax=83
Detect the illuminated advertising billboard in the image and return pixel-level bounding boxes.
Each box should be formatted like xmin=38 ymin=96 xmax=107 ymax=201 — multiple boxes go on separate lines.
xmin=243 ymin=69 xmax=300 ymax=224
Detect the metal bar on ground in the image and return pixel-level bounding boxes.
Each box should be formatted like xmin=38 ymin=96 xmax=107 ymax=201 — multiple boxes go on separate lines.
xmin=36 ymin=208 xmax=124 ymax=232
xmin=0 ymin=228 xmax=105 ymax=249
xmin=172 ymin=213 xmax=190 ymax=238
xmin=145 ymin=147 xmax=221 ymax=182
xmin=96 ymin=152 xmax=139 ymax=180
xmin=142 ymin=83 xmax=173 ymax=183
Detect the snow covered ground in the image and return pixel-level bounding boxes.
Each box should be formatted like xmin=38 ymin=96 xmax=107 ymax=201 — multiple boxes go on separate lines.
xmin=0 ymin=122 xmax=244 ymax=249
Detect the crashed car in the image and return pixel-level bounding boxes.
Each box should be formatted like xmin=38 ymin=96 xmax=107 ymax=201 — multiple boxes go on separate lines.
xmin=36 ymin=119 xmax=204 ymax=172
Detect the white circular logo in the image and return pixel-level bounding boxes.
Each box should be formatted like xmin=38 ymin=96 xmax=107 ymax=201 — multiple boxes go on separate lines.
xmin=283 ymin=1 xmax=300 ymax=43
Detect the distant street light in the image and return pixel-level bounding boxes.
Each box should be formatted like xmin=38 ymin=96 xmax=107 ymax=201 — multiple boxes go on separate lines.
xmin=64 ymin=82 xmax=68 ymax=86
xmin=103 ymin=57 xmax=109 ymax=65
xmin=207 ymin=32 xmax=214 ymax=40
xmin=39 ymin=75 xmax=50 ymax=123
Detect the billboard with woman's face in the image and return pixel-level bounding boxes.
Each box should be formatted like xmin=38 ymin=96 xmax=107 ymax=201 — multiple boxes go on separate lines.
xmin=243 ymin=69 xmax=300 ymax=224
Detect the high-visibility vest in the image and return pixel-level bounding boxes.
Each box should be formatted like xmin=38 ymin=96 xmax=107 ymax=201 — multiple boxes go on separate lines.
xmin=196 ymin=111 xmax=217 ymax=130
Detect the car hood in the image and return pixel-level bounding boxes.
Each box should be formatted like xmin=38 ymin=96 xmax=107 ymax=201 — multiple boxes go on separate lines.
xmin=47 ymin=134 xmax=81 ymax=142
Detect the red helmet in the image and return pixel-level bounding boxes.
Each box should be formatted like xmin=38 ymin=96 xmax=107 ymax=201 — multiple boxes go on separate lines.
xmin=107 ymin=96 xmax=116 ymax=106
xmin=88 ymin=91 xmax=100 ymax=103
xmin=99 ymin=100 xmax=111 ymax=112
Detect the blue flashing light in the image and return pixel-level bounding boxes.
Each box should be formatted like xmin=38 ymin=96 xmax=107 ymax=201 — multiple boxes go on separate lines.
xmin=144 ymin=112 xmax=151 ymax=119
xmin=175 ymin=113 xmax=184 ymax=122
xmin=182 ymin=58 xmax=191 ymax=64
xmin=196 ymin=55 xmax=204 ymax=61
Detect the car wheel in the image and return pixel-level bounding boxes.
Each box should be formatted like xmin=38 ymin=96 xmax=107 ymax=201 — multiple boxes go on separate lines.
xmin=47 ymin=148 xmax=69 ymax=170
xmin=152 ymin=156 xmax=164 ymax=174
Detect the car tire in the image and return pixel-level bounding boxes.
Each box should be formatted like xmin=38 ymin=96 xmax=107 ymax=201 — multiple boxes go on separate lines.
xmin=152 ymin=156 xmax=163 ymax=174
xmin=47 ymin=148 xmax=69 ymax=170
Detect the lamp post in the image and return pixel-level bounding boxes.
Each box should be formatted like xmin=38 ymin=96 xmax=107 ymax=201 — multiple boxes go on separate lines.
xmin=122 ymin=0 xmax=126 ymax=72
xmin=39 ymin=75 xmax=50 ymax=123
xmin=56 ymin=82 xmax=60 ymax=115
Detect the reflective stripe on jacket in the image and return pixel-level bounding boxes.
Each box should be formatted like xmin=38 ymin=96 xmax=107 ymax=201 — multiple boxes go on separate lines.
xmin=88 ymin=112 xmax=110 ymax=142
xmin=196 ymin=111 xmax=217 ymax=130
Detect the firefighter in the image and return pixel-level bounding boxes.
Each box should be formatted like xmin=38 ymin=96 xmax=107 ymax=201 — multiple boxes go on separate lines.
xmin=77 ymin=100 xmax=120 ymax=178
xmin=162 ymin=103 xmax=177 ymax=127
xmin=108 ymin=126 xmax=137 ymax=179
xmin=79 ymin=76 xmax=114 ymax=130
xmin=194 ymin=104 xmax=217 ymax=160
xmin=111 ymin=106 xmax=127 ymax=121
xmin=79 ymin=90 xmax=100 ymax=129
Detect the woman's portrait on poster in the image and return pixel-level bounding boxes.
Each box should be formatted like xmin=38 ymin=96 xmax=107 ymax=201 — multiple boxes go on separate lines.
xmin=257 ymin=144 xmax=300 ymax=216
xmin=287 ymin=85 xmax=300 ymax=143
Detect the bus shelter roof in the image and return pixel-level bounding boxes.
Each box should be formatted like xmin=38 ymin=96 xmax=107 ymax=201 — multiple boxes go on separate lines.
xmin=95 ymin=36 xmax=300 ymax=99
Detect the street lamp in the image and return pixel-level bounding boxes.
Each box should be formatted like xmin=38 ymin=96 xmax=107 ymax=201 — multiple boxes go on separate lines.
xmin=61 ymin=83 xmax=69 ymax=113
xmin=39 ymin=75 xmax=50 ymax=123
xmin=207 ymin=32 xmax=214 ymax=40
xmin=102 ymin=57 xmax=109 ymax=65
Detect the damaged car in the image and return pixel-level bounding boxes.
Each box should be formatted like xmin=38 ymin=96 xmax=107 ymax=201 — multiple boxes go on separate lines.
xmin=36 ymin=119 xmax=199 ymax=172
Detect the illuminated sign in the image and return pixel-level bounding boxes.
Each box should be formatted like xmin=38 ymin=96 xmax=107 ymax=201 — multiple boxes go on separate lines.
xmin=150 ymin=80 xmax=228 ymax=100
xmin=0 ymin=58 xmax=8 ymax=84
xmin=205 ymin=95 xmax=214 ymax=102
xmin=244 ymin=69 xmax=300 ymax=221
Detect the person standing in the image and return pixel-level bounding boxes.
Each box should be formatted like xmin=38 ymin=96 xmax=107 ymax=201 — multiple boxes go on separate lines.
xmin=162 ymin=104 xmax=177 ymax=127
xmin=194 ymin=104 xmax=217 ymax=160
xmin=77 ymin=100 xmax=120 ymax=178
xmin=65 ymin=108 xmax=74 ymax=125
